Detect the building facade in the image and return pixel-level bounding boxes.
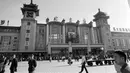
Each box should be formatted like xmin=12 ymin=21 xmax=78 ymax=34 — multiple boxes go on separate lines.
xmin=0 ymin=1 xmax=130 ymax=57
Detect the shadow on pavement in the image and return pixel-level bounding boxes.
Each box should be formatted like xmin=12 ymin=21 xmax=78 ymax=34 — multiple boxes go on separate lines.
xmin=55 ymin=65 xmax=72 ymax=67
xmin=78 ymin=64 xmax=113 ymax=68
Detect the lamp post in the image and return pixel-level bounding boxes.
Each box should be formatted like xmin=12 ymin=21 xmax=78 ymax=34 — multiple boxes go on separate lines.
xmin=67 ymin=32 xmax=74 ymax=56
xmin=100 ymin=47 xmax=105 ymax=57
xmin=101 ymin=47 xmax=104 ymax=51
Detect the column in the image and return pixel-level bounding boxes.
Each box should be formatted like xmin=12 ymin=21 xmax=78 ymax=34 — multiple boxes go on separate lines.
xmin=68 ymin=41 xmax=72 ymax=53
xmin=46 ymin=24 xmax=49 ymax=45
xmin=87 ymin=30 xmax=91 ymax=54
xmin=47 ymin=45 xmax=51 ymax=54
xmin=78 ymin=26 xmax=80 ymax=43
xmin=62 ymin=25 xmax=65 ymax=43
xmin=87 ymin=47 xmax=91 ymax=54
xmin=91 ymin=27 xmax=95 ymax=44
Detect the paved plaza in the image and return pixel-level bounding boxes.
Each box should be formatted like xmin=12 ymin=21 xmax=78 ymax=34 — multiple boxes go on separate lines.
xmin=4 ymin=59 xmax=130 ymax=73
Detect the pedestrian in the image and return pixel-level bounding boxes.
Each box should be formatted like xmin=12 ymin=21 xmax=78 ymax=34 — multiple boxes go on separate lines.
xmin=49 ymin=56 xmax=52 ymax=62
xmin=114 ymin=51 xmax=130 ymax=73
xmin=67 ymin=56 xmax=73 ymax=65
xmin=2 ymin=56 xmax=8 ymax=73
xmin=79 ymin=56 xmax=88 ymax=73
xmin=3 ymin=57 xmax=8 ymax=66
xmin=8 ymin=57 xmax=12 ymax=65
xmin=10 ymin=54 xmax=18 ymax=73
xmin=28 ymin=54 xmax=37 ymax=73
xmin=0 ymin=55 xmax=5 ymax=73
xmin=57 ymin=55 xmax=60 ymax=62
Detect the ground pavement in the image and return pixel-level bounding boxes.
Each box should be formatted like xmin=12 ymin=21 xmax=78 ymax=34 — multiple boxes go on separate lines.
xmin=4 ymin=59 xmax=130 ymax=73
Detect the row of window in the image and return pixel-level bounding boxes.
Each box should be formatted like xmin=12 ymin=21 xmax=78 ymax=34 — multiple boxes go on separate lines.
xmin=113 ymin=34 xmax=130 ymax=37
xmin=0 ymin=29 xmax=20 ymax=32
xmin=113 ymin=39 xmax=130 ymax=46
xmin=24 ymin=22 xmax=31 ymax=50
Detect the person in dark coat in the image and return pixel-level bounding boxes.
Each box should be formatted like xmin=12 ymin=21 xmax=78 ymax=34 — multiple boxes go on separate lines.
xmin=8 ymin=58 xmax=12 ymax=65
xmin=0 ymin=55 xmax=5 ymax=73
xmin=28 ymin=54 xmax=37 ymax=73
xmin=79 ymin=56 xmax=88 ymax=73
xmin=10 ymin=54 xmax=18 ymax=73
xmin=67 ymin=56 xmax=73 ymax=65
xmin=114 ymin=51 xmax=130 ymax=73
xmin=1 ymin=56 xmax=8 ymax=73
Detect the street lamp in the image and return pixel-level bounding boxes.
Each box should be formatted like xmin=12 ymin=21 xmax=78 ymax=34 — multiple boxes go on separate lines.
xmin=101 ymin=47 xmax=104 ymax=51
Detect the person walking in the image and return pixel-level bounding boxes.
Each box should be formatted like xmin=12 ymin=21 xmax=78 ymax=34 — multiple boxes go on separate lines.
xmin=0 ymin=55 xmax=5 ymax=73
xmin=28 ymin=54 xmax=37 ymax=73
xmin=1 ymin=56 xmax=8 ymax=73
xmin=49 ymin=56 xmax=52 ymax=62
xmin=67 ymin=56 xmax=73 ymax=65
xmin=8 ymin=57 xmax=12 ymax=65
xmin=79 ymin=56 xmax=88 ymax=73
xmin=10 ymin=54 xmax=18 ymax=73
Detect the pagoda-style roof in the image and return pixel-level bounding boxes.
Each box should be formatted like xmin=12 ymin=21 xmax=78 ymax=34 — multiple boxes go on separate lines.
xmin=21 ymin=0 xmax=39 ymax=16
xmin=93 ymin=9 xmax=109 ymax=21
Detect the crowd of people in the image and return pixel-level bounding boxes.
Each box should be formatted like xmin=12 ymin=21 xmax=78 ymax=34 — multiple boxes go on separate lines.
xmin=0 ymin=50 xmax=130 ymax=73
xmin=0 ymin=54 xmax=37 ymax=73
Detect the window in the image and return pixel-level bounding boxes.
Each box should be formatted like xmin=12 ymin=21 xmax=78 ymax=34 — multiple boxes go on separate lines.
xmin=84 ymin=35 xmax=88 ymax=39
xmin=26 ymin=30 xmax=30 ymax=33
xmin=26 ymin=26 xmax=30 ymax=30
xmin=26 ymin=38 xmax=29 ymax=41
xmin=51 ymin=34 xmax=58 ymax=39
xmin=14 ymin=37 xmax=17 ymax=39
xmin=84 ymin=34 xmax=88 ymax=44
xmin=27 ymin=22 xmax=31 ymax=26
xmin=107 ymin=33 xmax=109 ymax=36
xmin=113 ymin=42 xmax=115 ymax=46
xmin=25 ymin=46 xmax=28 ymax=50
xmin=13 ymin=44 xmax=16 ymax=46
xmin=14 ymin=40 xmax=17 ymax=42
xmin=39 ymin=29 xmax=44 ymax=33
xmin=68 ymin=32 xmax=76 ymax=39
xmin=108 ymin=39 xmax=110 ymax=42
xmin=26 ymin=22 xmax=31 ymax=30
xmin=25 ymin=41 xmax=29 ymax=46
xmin=129 ymin=39 xmax=130 ymax=44
xmin=53 ymin=34 xmax=58 ymax=39
xmin=122 ymin=39 xmax=125 ymax=46
xmin=26 ymin=33 xmax=30 ymax=37
xmin=116 ymin=39 xmax=119 ymax=46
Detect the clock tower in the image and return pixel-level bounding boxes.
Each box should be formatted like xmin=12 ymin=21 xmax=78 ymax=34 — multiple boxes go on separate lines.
xmin=19 ymin=0 xmax=39 ymax=51
xmin=93 ymin=9 xmax=112 ymax=52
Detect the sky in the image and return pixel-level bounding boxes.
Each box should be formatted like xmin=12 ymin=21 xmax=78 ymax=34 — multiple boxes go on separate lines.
xmin=0 ymin=0 xmax=130 ymax=31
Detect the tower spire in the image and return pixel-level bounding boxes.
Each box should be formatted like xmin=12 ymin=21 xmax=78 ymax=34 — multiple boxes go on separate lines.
xmin=31 ymin=0 xmax=33 ymax=4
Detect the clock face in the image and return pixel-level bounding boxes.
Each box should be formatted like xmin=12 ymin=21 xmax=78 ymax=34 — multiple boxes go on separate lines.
xmin=26 ymin=11 xmax=33 ymax=18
